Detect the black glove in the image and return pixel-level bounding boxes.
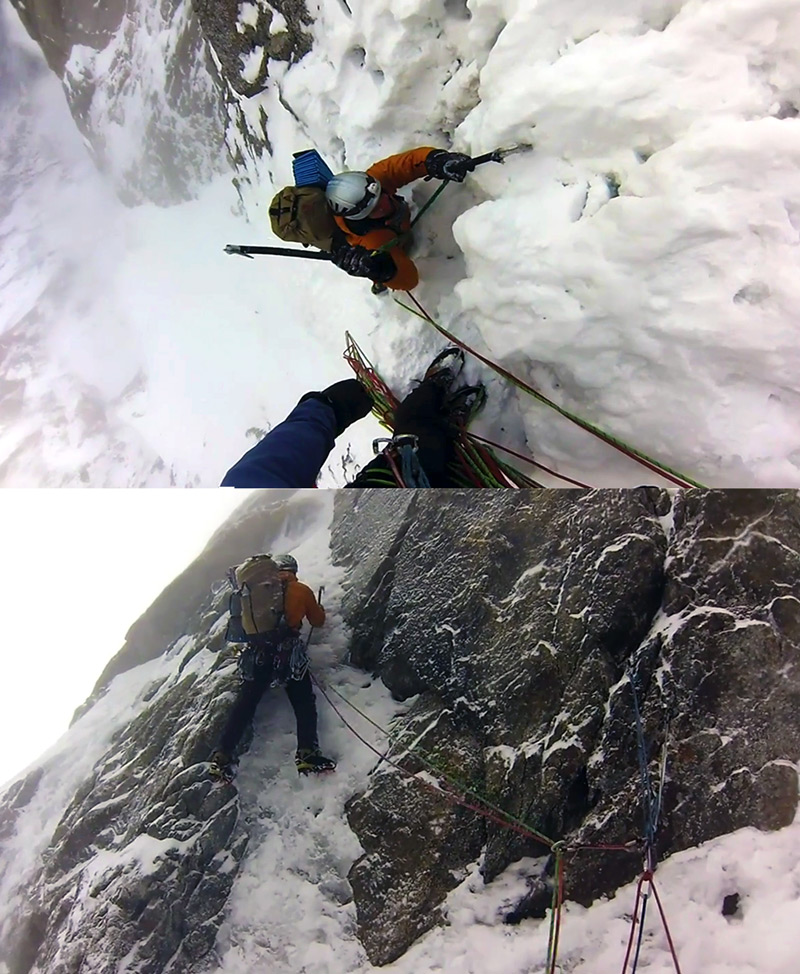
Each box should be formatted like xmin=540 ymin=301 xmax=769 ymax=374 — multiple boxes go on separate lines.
xmin=299 ymin=380 xmax=374 ymax=436
xmin=331 ymin=244 xmax=396 ymax=283
xmin=425 ymin=149 xmax=474 ymax=183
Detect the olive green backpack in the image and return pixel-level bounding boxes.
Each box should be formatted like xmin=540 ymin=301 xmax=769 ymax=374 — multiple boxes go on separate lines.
xmin=269 ymin=185 xmax=340 ymax=251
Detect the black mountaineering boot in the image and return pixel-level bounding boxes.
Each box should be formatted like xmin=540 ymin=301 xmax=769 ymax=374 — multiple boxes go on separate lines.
xmin=295 ymin=748 xmax=337 ymax=775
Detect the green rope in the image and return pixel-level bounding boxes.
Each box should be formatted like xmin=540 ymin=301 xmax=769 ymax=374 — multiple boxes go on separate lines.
xmin=362 ymin=180 xmax=705 ymax=489
xmin=345 ymin=331 xmax=536 ymax=488
xmin=459 ymin=440 xmax=505 ymax=487
xmin=410 ymin=181 xmax=449 ymax=229
xmin=322 ymin=679 xmax=556 ymax=848
xmin=373 ymin=181 xmax=450 ymax=253
xmin=396 ymin=298 xmax=706 ymax=488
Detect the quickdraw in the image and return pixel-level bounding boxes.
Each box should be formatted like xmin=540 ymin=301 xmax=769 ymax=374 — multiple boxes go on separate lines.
xmin=372 ymin=434 xmax=432 ymax=488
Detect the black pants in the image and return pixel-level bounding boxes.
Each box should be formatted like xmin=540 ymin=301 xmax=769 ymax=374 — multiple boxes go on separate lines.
xmin=219 ymin=660 xmax=319 ymax=756
xmin=350 ymin=381 xmax=458 ymax=487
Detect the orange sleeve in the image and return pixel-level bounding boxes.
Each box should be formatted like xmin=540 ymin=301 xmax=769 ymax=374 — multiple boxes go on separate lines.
xmin=367 ymin=147 xmax=436 ymax=195
xmin=331 ymin=221 xmax=420 ymax=291
xmin=301 ymin=583 xmax=326 ymax=628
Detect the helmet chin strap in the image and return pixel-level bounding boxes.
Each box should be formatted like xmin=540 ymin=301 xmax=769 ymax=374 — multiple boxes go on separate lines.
xmin=350 ymin=179 xmax=381 ymax=218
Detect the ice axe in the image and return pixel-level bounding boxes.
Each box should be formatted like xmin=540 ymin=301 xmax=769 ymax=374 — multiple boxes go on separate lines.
xmin=422 ymin=141 xmax=534 ymax=181
xmin=224 ymin=243 xmax=333 ymax=261
xmin=467 ymin=142 xmax=533 ymax=169
xmin=408 ymin=142 xmax=534 ymax=230
xmin=305 ymin=585 xmax=325 ymax=650
xmin=226 ymin=143 xmax=533 ymax=259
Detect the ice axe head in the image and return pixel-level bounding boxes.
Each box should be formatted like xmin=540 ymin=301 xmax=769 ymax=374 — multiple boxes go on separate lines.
xmin=224 ymin=245 xmax=254 ymax=259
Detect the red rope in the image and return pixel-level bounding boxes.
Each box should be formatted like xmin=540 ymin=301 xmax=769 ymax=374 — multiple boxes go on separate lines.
xmin=404 ymin=292 xmax=697 ymax=488
xmin=619 ymin=872 xmax=682 ymax=974
xmin=383 ymin=448 xmax=406 ymax=486
xmin=621 ymin=873 xmax=647 ymax=974
xmin=547 ymin=851 xmax=567 ymax=974
xmin=467 ymin=431 xmax=593 ymax=488
xmin=345 ymin=330 xmax=542 ymax=488
xmin=311 ymin=673 xmax=553 ymax=848
xmin=313 ymin=671 xmax=682 ymax=974
xmin=650 ymin=878 xmax=683 ymax=974
xmin=459 ymin=437 xmax=518 ymax=488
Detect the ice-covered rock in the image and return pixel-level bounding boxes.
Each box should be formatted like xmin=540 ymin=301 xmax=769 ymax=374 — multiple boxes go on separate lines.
xmin=0 ymin=490 xmax=797 ymax=971
xmin=331 ymin=489 xmax=800 ymax=963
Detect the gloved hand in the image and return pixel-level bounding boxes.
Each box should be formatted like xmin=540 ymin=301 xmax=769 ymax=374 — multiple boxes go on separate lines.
xmin=331 ymin=245 xmax=395 ymax=283
xmin=300 ymin=379 xmax=374 ymax=436
xmin=425 ymin=149 xmax=474 ymax=183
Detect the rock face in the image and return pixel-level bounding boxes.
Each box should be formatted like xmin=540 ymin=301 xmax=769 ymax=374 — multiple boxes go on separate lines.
xmin=0 ymin=490 xmax=797 ymax=972
xmin=192 ymin=0 xmax=312 ymax=98
xmin=8 ymin=0 xmax=227 ymax=205
xmin=0 ymin=644 xmax=249 ymax=974
xmin=6 ymin=0 xmax=314 ymax=205
xmin=331 ymin=489 xmax=800 ymax=965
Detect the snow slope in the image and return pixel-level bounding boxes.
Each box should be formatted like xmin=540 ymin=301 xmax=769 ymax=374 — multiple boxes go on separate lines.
xmin=1 ymin=503 xmax=797 ymax=974
xmin=3 ymin=0 xmax=800 ymax=485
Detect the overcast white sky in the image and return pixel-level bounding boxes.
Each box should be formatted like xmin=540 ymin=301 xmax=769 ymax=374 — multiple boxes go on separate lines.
xmin=0 ymin=489 xmax=252 ymax=788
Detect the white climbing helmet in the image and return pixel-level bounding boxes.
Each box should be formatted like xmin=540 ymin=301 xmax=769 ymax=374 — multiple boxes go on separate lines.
xmin=325 ymin=171 xmax=382 ymax=219
xmin=274 ymin=554 xmax=298 ymax=573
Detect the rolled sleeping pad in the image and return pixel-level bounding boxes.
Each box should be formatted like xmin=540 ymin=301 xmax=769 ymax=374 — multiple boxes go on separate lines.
xmin=292 ymin=149 xmax=335 ymax=187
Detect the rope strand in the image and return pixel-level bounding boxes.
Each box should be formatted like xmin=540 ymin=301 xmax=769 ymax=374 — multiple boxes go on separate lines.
xmin=313 ymin=669 xmax=681 ymax=974
xmin=398 ymin=293 xmax=704 ymax=488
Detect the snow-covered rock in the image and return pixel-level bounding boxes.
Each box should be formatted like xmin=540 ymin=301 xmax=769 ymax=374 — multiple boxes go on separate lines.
xmin=3 ymin=0 xmax=800 ymax=483
xmin=8 ymin=0 xmax=226 ymax=206
xmin=0 ymin=490 xmax=797 ymax=972
xmin=332 ymin=489 xmax=800 ymax=962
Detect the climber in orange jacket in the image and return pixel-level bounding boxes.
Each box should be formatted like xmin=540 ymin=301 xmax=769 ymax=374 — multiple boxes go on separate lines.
xmin=326 ymin=147 xmax=474 ymax=292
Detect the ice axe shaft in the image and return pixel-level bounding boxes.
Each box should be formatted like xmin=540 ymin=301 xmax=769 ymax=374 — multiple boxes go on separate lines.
xmin=305 ymin=585 xmax=325 ymax=650
xmin=224 ymin=244 xmax=333 ymax=260
xmin=469 ymin=143 xmax=533 ymax=169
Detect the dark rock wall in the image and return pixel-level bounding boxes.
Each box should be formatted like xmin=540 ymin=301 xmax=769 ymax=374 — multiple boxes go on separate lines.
xmin=0 ymin=490 xmax=332 ymax=973
xmin=331 ymin=489 xmax=800 ymax=964
xmin=0 ymin=625 xmax=249 ymax=974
